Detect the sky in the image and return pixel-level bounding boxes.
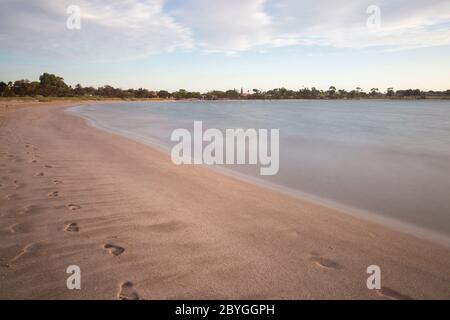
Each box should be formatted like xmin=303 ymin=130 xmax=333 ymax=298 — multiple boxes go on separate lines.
xmin=0 ymin=0 xmax=449 ymax=92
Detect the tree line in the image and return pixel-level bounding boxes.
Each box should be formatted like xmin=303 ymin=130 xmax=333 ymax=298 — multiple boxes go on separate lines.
xmin=1 ymin=73 xmax=449 ymax=100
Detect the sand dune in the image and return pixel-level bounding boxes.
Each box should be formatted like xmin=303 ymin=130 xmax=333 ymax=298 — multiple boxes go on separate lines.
xmin=0 ymin=101 xmax=449 ymax=299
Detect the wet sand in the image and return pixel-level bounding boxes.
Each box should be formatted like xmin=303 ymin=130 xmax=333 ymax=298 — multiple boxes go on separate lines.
xmin=0 ymin=101 xmax=449 ymax=299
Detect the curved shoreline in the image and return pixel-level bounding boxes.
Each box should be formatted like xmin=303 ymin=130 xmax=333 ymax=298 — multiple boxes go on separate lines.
xmin=68 ymin=103 xmax=450 ymax=248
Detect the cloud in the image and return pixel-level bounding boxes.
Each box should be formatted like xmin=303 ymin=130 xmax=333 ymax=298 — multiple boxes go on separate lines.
xmin=268 ymin=0 xmax=450 ymax=50
xmin=170 ymin=0 xmax=450 ymax=52
xmin=0 ymin=0 xmax=449 ymax=61
xmin=169 ymin=0 xmax=273 ymax=53
xmin=0 ymin=0 xmax=193 ymax=61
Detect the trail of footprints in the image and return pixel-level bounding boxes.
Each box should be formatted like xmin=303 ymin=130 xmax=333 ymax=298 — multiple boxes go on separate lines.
xmin=27 ymin=144 xmax=132 ymax=298
xmin=24 ymin=143 xmax=78 ymax=233
xmin=5 ymin=143 xmax=135 ymax=298
xmin=7 ymin=143 xmax=412 ymax=300
xmin=26 ymin=143 xmax=133 ymax=299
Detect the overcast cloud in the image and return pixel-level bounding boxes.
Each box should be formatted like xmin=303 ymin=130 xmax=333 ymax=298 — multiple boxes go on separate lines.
xmin=0 ymin=0 xmax=449 ymax=60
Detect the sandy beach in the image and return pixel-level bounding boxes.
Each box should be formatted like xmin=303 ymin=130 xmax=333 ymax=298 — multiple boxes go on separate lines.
xmin=0 ymin=101 xmax=449 ymax=300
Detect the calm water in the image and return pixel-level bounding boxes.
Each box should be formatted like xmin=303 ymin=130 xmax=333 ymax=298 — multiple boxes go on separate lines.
xmin=69 ymin=100 xmax=450 ymax=240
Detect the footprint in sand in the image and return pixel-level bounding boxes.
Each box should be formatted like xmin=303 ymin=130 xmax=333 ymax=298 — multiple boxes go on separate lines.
xmin=118 ymin=282 xmax=139 ymax=300
xmin=376 ymin=287 xmax=412 ymax=300
xmin=9 ymin=222 xmax=31 ymax=234
xmin=4 ymin=194 xmax=19 ymax=201
xmin=10 ymin=243 xmax=37 ymax=263
xmin=20 ymin=205 xmax=40 ymax=215
xmin=48 ymin=191 xmax=59 ymax=197
xmin=35 ymin=172 xmax=45 ymax=177
xmin=44 ymin=165 xmax=52 ymax=169
xmin=104 ymin=244 xmax=125 ymax=256
xmin=66 ymin=204 xmax=81 ymax=211
xmin=30 ymin=159 xmax=37 ymax=164
xmin=64 ymin=222 xmax=79 ymax=232
xmin=9 ymin=156 xmax=23 ymax=163
xmin=309 ymin=253 xmax=341 ymax=270
xmin=53 ymin=180 xmax=62 ymax=185
xmin=13 ymin=180 xmax=26 ymax=190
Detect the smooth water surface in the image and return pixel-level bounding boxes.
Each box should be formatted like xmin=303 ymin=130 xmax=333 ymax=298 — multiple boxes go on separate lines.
xmin=69 ymin=100 xmax=450 ymax=239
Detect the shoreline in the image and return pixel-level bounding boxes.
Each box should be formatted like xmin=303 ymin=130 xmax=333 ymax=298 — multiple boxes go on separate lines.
xmin=1 ymin=95 xmax=450 ymax=105
xmin=68 ymin=103 xmax=450 ymax=248
xmin=1 ymin=101 xmax=449 ymax=299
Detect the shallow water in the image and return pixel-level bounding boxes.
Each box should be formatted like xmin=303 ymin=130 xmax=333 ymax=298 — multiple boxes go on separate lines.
xmin=69 ymin=100 xmax=450 ymax=239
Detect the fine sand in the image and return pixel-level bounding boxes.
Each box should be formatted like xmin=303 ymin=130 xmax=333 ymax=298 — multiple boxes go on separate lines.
xmin=0 ymin=100 xmax=449 ymax=299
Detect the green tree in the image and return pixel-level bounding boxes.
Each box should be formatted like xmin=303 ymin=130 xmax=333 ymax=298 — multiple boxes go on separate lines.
xmin=225 ymin=89 xmax=239 ymax=99
xmin=327 ymin=86 xmax=337 ymax=98
xmin=370 ymin=88 xmax=379 ymax=97
xmin=386 ymin=87 xmax=394 ymax=97
xmin=0 ymin=81 xmax=10 ymax=97
xmin=39 ymin=73 xmax=69 ymax=96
